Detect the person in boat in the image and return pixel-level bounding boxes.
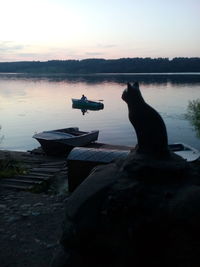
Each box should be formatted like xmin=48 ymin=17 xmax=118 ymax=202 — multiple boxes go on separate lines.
xmin=81 ymin=94 xmax=87 ymax=101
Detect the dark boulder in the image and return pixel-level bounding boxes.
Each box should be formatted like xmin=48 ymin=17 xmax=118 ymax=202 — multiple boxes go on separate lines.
xmin=52 ymin=151 xmax=200 ymax=267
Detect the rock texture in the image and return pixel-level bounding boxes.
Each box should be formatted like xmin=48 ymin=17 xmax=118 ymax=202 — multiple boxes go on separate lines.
xmin=0 ymin=189 xmax=68 ymax=267
xmin=52 ymin=150 xmax=200 ymax=267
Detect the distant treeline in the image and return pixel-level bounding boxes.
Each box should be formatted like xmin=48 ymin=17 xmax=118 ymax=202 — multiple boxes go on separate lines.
xmin=0 ymin=57 xmax=200 ymax=73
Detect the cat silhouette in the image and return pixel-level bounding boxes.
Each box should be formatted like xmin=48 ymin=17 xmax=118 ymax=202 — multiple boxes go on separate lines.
xmin=122 ymin=82 xmax=170 ymax=159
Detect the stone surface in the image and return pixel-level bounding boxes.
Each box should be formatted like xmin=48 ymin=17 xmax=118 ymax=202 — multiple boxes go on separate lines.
xmin=0 ymin=189 xmax=68 ymax=267
xmin=54 ymin=151 xmax=200 ymax=267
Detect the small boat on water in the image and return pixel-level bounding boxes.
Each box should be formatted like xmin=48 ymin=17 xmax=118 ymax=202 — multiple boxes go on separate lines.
xmin=72 ymin=98 xmax=104 ymax=110
xmin=169 ymin=143 xmax=200 ymax=162
xmin=33 ymin=127 xmax=99 ymax=155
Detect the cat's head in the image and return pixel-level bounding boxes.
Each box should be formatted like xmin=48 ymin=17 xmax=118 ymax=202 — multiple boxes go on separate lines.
xmin=122 ymin=82 xmax=141 ymax=104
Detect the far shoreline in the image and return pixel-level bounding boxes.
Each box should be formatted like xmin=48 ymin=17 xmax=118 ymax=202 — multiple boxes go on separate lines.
xmin=1 ymin=72 xmax=200 ymax=76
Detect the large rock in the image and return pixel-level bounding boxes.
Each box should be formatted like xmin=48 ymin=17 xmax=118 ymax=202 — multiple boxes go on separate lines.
xmin=52 ymin=150 xmax=200 ymax=267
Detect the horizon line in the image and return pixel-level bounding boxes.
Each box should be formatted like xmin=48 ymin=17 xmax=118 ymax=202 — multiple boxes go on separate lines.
xmin=1 ymin=56 xmax=200 ymax=64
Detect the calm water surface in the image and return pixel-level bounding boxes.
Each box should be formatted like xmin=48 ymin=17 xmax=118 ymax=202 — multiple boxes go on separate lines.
xmin=0 ymin=73 xmax=200 ymax=151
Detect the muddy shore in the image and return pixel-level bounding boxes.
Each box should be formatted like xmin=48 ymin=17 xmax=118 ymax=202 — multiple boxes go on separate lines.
xmin=0 ymin=149 xmax=69 ymax=267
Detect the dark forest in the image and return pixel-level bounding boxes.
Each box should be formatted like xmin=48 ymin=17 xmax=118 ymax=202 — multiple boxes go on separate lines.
xmin=0 ymin=57 xmax=200 ymax=73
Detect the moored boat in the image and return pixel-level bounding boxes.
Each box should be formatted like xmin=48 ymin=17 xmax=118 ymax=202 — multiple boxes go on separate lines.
xmin=72 ymin=98 xmax=104 ymax=110
xmin=33 ymin=127 xmax=99 ymax=156
xmin=169 ymin=143 xmax=200 ymax=162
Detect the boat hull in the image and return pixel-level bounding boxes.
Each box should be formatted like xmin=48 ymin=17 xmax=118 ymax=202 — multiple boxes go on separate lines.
xmin=72 ymin=99 xmax=104 ymax=110
xmin=35 ymin=138 xmax=74 ymax=156
xmin=33 ymin=128 xmax=99 ymax=156
xmin=169 ymin=143 xmax=200 ymax=162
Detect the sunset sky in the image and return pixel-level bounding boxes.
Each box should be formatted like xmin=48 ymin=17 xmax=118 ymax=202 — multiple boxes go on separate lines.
xmin=0 ymin=0 xmax=199 ymax=62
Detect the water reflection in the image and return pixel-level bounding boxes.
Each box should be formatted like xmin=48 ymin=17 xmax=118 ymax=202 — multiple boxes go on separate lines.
xmin=1 ymin=72 xmax=200 ymax=85
xmin=72 ymin=103 xmax=104 ymax=116
xmin=81 ymin=109 xmax=87 ymax=116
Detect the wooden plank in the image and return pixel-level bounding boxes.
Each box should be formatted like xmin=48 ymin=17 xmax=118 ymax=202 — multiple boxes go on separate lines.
xmin=0 ymin=183 xmax=33 ymax=190
xmin=14 ymin=175 xmax=50 ymax=181
xmin=38 ymin=165 xmax=64 ymax=168
xmin=39 ymin=161 xmax=66 ymax=167
xmin=26 ymin=172 xmax=53 ymax=177
xmin=31 ymin=167 xmax=60 ymax=173
xmin=0 ymin=178 xmax=42 ymax=184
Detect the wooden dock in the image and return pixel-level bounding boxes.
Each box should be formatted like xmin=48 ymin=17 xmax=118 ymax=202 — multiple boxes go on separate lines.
xmin=0 ymin=143 xmax=133 ymax=192
xmin=0 ymin=150 xmax=68 ymax=192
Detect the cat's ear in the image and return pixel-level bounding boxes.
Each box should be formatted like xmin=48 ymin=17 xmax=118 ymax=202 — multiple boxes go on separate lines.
xmin=127 ymin=82 xmax=132 ymax=90
xmin=133 ymin=82 xmax=139 ymax=89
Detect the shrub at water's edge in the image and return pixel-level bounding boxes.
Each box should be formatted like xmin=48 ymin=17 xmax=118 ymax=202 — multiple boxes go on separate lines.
xmin=186 ymin=99 xmax=200 ymax=138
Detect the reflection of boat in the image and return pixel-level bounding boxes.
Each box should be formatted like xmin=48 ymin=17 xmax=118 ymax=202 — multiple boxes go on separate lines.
xmin=33 ymin=127 xmax=99 ymax=155
xmin=72 ymin=98 xmax=104 ymax=110
xmin=169 ymin=143 xmax=200 ymax=162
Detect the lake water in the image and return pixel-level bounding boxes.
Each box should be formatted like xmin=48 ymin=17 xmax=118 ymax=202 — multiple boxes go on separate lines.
xmin=0 ymin=73 xmax=200 ymax=151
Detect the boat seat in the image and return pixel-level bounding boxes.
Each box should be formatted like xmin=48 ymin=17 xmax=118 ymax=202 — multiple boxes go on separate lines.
xmin=38 ymin=131 xmax=74 ymax=140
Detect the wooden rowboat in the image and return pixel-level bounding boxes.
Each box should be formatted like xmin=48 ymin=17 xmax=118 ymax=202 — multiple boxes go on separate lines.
xmin=72 ymin=98 xmax=104 ymax=110
xmin=169 ymin=143 xmax=200 ymax=162
xmin=33 ymin=127 xmax=99 ymax=155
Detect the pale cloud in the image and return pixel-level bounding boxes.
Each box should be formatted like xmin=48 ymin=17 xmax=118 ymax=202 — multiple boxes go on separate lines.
xmin=0 ymin=41 xmax=25 ymax=53
xmin=0 ymin=41 xmax=29 ymax=61
xmin=97 ymin=44 xmax=117 ymax=49
xmin=85 ymin=52 xmax=104 ymax=56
